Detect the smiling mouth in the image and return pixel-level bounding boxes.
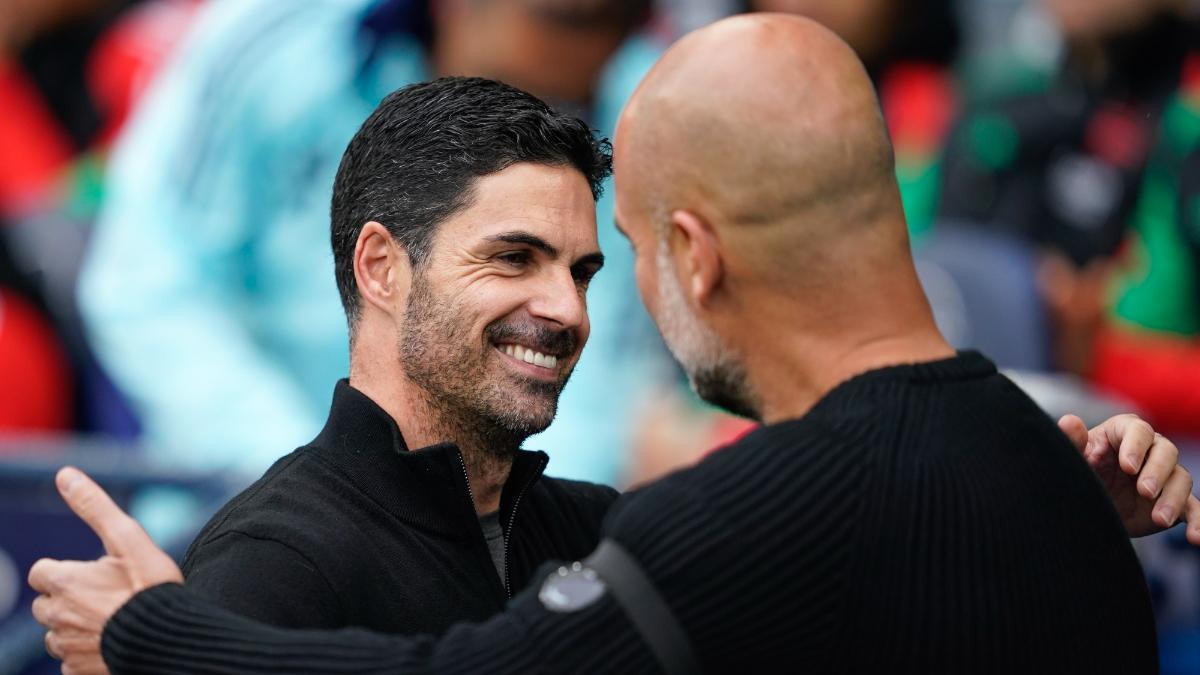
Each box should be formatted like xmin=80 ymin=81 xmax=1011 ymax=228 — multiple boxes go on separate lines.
xmin=496 ymin=343 xmax=559 ymax=370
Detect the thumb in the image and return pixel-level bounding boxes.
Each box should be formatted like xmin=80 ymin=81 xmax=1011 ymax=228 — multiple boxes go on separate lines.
xmin=56 ymin=466 xmax=153 ymax=558
xmin=1058 ymin=415 xmax=1089 ymax=456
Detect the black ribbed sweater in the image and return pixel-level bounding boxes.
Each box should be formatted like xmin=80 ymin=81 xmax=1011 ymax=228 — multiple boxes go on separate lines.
xmin=102 ymin=352 xmax=1158 ymax=674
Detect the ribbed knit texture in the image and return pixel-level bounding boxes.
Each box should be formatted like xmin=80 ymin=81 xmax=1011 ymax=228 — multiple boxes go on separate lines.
xmin=103 ymin=352 xmax=1158 ymax=674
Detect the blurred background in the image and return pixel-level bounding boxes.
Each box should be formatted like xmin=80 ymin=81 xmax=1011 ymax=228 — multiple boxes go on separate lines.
xmin=2 ymin=0 xmax=1200 ymax=672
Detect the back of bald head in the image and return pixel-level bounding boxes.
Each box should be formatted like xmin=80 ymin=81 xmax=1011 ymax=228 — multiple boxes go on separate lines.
xmin=618 ymin=14 xmax=908 ymax=285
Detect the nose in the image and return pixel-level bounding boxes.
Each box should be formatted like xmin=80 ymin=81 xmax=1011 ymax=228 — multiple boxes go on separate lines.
xmin=527 ymin=266 xmax=588 ymax=332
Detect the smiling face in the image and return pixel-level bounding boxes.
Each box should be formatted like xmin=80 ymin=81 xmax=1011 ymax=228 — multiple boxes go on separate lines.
xmin=397 ymin=162 xmax=603 ymax=437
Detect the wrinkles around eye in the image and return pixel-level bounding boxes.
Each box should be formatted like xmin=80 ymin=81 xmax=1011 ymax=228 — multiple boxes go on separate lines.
xmin=497 ymin=251 xmax=532 ymax=267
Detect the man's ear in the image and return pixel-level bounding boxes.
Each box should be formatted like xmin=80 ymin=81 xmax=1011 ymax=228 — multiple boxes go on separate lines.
xmin=353 ymin=222 xmax=411 ymax=317
xmin=669 ymin=209 xmax=723 ymax=306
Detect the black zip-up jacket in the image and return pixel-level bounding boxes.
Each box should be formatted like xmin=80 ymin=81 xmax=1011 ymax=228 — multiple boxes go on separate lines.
xmin=179 ymin=379 xmax=618 ymax=635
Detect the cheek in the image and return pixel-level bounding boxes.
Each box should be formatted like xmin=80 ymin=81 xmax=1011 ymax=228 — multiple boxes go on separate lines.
xmin=447 ymin=278 xmax=529 ymax=337
xmin=633 ymin=251 xmax=657 ymax=315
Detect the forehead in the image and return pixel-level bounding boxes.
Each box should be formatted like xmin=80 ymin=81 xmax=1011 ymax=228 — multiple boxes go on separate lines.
xmin=436 ymin=162 xmax=599 ymax=248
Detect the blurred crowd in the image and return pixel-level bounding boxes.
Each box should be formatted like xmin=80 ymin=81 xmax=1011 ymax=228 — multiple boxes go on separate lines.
xmin=3 ymin=0 xmax=1200 ymax=486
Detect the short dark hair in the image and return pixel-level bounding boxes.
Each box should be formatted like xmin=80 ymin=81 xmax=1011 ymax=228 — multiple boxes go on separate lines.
xmin=330 ymin=76 xmax=612 ymax=325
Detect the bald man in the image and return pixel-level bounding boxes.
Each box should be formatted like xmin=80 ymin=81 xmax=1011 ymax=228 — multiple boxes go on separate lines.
xmin=28 ymin=14 xmax=1185 ymax=674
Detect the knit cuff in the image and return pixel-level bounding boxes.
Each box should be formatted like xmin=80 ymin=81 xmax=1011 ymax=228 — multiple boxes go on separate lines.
xmin=102 ymin=583 xmax=416 ymax=674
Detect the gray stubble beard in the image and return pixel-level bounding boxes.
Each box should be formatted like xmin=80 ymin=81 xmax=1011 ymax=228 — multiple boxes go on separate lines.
xmin=654 ymin=242 xmax=762 ymax=421
xmin=398 ymin=273 xmax=566 ymax=458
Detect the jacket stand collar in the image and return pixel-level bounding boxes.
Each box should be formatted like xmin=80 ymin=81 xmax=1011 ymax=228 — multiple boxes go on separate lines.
xmin=309 ymin=380 xmax=548 ymax=538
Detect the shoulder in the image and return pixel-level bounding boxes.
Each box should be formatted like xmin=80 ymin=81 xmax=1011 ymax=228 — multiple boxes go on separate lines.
xmin=529 ymin=476 xmax=619 ymax=525
xmin=523 ymin=476 xmax=620 ymax=538
xmin=182 ymin=527 xmax=346 ymax=627
xmin=537 ymin=476 xmax=620 ymax=509
xmin=182 ymin=446 xmax=356 ymax=562
xmin=605 ymin=414 xmax=866 ymax=536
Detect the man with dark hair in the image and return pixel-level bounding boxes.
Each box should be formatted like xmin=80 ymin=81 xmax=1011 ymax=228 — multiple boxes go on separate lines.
xmin=176 ymin=76 xmax=619 ymax=636
xmin=329 ymin=77 xmax=611 ymax=326
xmin=79 ymin=0 xmax=666 ymax=498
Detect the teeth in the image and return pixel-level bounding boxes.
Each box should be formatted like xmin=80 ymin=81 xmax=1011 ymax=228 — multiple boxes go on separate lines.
xmin=498 ymin=343 xmax=557 ymax=370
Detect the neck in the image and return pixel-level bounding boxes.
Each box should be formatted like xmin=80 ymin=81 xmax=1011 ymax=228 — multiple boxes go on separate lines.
xmin=731 ymin=281 xmax=955 ymax=425
xmin=349 ymin=344 xmax=514 ymax=515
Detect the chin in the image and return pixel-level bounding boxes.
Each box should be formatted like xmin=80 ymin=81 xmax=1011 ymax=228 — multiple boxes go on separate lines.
xmin=519 ymin=403 xmax=558 ymax=435
xmin=489 ymin=395 xmax=558 ymax=437
xmin=690 ymin=367 xmax=761 ymax=422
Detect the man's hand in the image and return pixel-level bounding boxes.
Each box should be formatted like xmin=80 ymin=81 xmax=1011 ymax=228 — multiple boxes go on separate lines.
xmin=1059 ymin=414 xmax=1200 ymax=544
xmin=27 ymin=467 xmax=183 ymax=675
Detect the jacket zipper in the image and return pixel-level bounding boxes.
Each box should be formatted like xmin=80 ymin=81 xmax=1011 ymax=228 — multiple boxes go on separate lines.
xmin=458 ymin=450 xmax=544 ymax=599
xmin=502 ymin=484 xmax=528 ymax=597
xmin=455 ymin=451 xmax=506 ymax=601
xmin=502 ymin=456 xmax=545 ymax=598
xmin=455 ymin=451 xmax=476 ymax=507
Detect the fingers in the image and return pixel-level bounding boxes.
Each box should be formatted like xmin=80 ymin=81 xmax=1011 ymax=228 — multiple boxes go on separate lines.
xmin=55 ymin=467 xmax=149 ymax=558
xmin=1057 ymin=415 xmax=1089 ymax=454
xmin=45 ymin=629 xmax=61 ymax=659
xmin=62 ymin=658 xmax=110 ymax=675
xmin=1153 ymin=466 xmax=1194 ymax=529
xmin=1095 ymin=415 xmax=1155 ymax=475
xmin=28 ymin=558 xmax=86 ymax=595
xmin=1185 ymin=495 xmax=1200 ymax=546
xmin=29 ymin=566 xmax=92 ymax=628
xmin=45 ymin=629 xmax=99 ymax=660
xmin=1136 ymin=433 xmax=1181 ymax=500
xmin=31 ymin=593 xmax=53 ymax=626
xmin=28 ymin=558 xmax=55 ymax=594
xmin=45 ymin=628 xmax=107 ymax=675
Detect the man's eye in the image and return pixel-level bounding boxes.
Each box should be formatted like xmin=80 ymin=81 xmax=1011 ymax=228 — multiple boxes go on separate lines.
xmin=498 ymin=251 xmax=531 ymax=267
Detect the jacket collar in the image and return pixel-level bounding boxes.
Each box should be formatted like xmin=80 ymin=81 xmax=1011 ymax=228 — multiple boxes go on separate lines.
xmin=308 ymin=380 xmax=548 ymax=537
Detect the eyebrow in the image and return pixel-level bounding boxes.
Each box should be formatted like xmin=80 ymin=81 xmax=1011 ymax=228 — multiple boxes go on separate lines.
xmin=486 ymin=231 xmax=604 ymax=271
xmin=487 ymin=231 xmax=560 ymax=258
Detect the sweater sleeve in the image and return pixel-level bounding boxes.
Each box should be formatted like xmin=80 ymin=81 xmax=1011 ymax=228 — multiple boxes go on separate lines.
xmin=101 ymin=422 xmax=863 ymax=674
xmin=102 ymin=580 xmax=660 ymax=675
xmin=183 ymin=531 xmax=343 ymax=629
xmin=103 ymin=583 xmax=441 ymax=675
